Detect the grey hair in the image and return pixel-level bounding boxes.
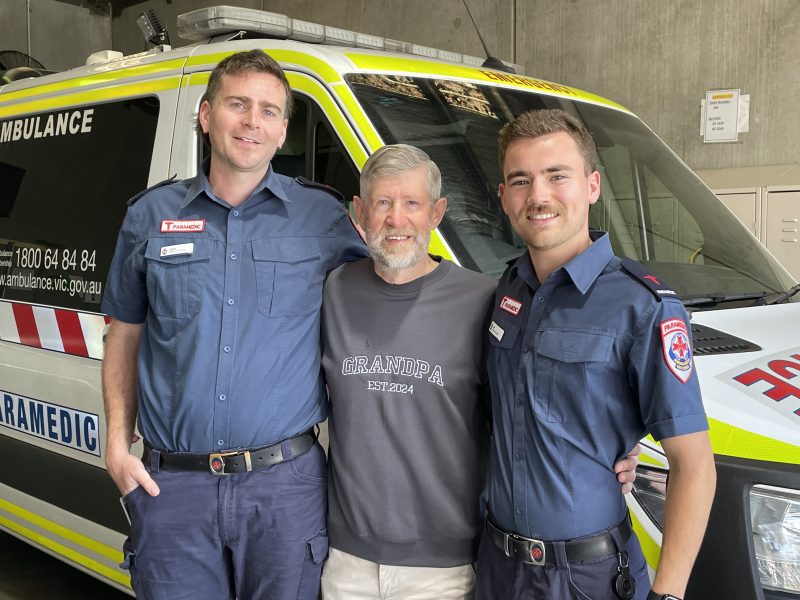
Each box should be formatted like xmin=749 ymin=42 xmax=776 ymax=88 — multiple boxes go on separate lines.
xmin=360 ymin=144 xmax=442 ymax=201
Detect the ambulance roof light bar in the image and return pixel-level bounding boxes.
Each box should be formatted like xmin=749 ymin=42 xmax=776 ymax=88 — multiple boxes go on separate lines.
xmin=176 ymin=5 xmax=522 ymax=73
xmin=177 ymin=6 xmax=291 ymax=40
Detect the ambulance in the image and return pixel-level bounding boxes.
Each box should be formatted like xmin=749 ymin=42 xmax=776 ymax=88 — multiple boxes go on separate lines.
xmin=0 ymin=5 xmax=797 ymax=598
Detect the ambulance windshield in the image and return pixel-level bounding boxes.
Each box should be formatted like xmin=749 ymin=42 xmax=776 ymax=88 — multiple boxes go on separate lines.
xmin=346 ymin=74 xmax=796 ymax=304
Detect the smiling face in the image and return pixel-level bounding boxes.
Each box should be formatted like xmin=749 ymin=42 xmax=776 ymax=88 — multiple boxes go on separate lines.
xmin=354 ymin=165 xmax=447 ymax=281
xmin=499 ymin=131 xmax=600 ymax=264
xmin=198 ymin=71 xmax=288 ymax=178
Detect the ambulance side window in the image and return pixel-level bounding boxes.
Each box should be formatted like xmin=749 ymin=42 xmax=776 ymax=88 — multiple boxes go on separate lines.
xmin=0 ymin=97 xmax=159 ymax=312
xmin=273 ymin=94 xmax=359 ymax=206
xmin=272 ymin=99 xmax=308 ymax=179
xmin=314 ymin=120 xmax=359 ymax=207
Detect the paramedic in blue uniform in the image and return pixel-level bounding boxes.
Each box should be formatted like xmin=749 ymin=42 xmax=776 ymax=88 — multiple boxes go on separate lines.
xmin=475 ymin=109 xmax=716 ymax=600
xmin=101 ymin=50 xmax=367 ymax=600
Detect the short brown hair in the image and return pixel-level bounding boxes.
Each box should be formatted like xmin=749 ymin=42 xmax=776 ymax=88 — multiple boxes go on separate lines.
xmin=498 ymin=109 xmax=597 ymax=175
xmin=196 ymin=50 xmax=293 ymax=145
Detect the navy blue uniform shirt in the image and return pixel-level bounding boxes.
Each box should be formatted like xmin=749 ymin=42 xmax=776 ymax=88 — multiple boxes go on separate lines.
xmin=102 ymin=165 xmax=368 ymax=453
xmin=486 ymin=232 xmax=708 ymax=540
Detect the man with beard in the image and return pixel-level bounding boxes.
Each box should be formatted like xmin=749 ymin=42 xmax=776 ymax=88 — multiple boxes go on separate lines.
xmin=319 ymin=144 xmax=639 ymax=600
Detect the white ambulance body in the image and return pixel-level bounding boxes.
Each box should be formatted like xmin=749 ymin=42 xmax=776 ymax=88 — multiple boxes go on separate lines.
xmin=0 ymin=6 xmax=797 ymax=598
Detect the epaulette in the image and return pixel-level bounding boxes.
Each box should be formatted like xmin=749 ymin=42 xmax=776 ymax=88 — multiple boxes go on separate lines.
xmin=619 ymin=257 xmax=680 ymax=302
xmin=127 ymin=175 xmax=178 ymax=206
xmin=295 ymin=176 xmax=345 ymax=204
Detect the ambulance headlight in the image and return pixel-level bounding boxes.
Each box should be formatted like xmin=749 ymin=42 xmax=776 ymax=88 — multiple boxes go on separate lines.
xmin=750 ymin=484 xmax=800 ymax=593
xmin=632 ymin=465 xmax=668 ymax=530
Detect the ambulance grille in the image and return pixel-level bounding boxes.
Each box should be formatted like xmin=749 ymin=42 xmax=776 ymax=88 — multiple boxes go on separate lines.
xmin=690 ymin=324 xmax=761 ymax=356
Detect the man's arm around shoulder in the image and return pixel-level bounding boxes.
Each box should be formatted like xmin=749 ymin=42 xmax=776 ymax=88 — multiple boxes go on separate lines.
xmin=102 ymin=319 xmax=159 ymax=497
xmin=651 ymin=431 xmax=716 ymax=597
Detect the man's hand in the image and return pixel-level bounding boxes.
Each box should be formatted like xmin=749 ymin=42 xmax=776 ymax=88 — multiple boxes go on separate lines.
xmin=103 ymin=319 xmax=159 ymax=497
xmin=614 ymin=443 xmax=642 ymax=494
xmin=106 ymin=449 xmax=160 ymax=497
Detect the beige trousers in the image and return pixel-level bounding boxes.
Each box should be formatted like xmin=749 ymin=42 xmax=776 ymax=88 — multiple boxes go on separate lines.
xmin=321 ymin=547 xmax=476 ymax=600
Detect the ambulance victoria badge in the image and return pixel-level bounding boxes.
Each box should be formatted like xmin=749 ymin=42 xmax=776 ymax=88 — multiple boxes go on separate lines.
xmin=660 ymin=318 xmax=693 ymax=383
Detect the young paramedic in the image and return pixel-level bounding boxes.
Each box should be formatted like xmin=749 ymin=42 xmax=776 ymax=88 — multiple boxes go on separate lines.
xmin=100 ymin=50 xmax=367 ymax=599
xmin=476 ymin=109 xmax=716 ymax=600
xmin=320 ymin=144 xmax=640 ymax=600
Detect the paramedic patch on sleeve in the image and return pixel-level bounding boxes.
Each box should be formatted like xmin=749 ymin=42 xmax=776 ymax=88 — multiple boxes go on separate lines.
xmin=660 ymin=318 xmax=693 ymax=383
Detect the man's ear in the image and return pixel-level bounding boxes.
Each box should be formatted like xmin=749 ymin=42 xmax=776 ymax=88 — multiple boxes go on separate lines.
xmin=277 ymin=118 xmax=288 ymax=150
xmin=587 ymin=170 xmax=601 ymax=205
xmin=431 ymin=196 xmax=448 ymax=229
xmin=353 ymin=195 xmax=366 ymax=224
xmin=498 ymin=182 xmax=511 ymax=216
xmin=198 ymin=99 xmax=211 ymax=134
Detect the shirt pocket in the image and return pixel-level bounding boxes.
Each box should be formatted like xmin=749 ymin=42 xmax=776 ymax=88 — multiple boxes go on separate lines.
xmin=251 ymin=238 xmax=323 ymax=317
xmin=144 ymin=237 xmax=214 ymax=319
xmin=534 ymin=329 xmax=614 ymax=424
xmin=487 ymin=314 xmax=521 ymax=384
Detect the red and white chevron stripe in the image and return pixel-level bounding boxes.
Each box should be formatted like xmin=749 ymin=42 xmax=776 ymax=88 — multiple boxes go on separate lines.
xmin=0 ymin=301 xmax=109 ymax=360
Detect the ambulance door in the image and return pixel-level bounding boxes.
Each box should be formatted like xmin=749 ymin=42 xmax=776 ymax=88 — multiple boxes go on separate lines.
xmin=0 ymin=69 xmax=183 ymax=593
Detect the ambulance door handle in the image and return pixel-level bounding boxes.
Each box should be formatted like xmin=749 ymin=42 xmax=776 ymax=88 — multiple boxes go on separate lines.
xmin=781 ymin=238 xmax=798 ymax=243
xmin=782 ymin=218 xmax=799 ymax=222
xmin=782 ymin=227 xmax=799 ymax=232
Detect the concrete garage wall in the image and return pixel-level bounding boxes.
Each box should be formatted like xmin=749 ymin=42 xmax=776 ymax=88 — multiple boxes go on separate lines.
xmin=111 ymin=0 xmax=513 ymax=75
xmin=0 ymin=0 xmax=30 ymax=63
xmin=0 ymin=0 xmax=111 ymax=72
xmin=108 ymin=0 xmax=796 ymax=173
xmin=517 ymin=0 xmax=800 ymax=171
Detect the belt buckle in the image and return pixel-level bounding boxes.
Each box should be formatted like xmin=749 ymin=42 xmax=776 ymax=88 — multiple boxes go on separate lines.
xmin=208 ymin=450 xmax=251 ymax=475
xmin=528 ymin=538 xmax=546 ymax=566
xmin=506 ymin=533 xmax=546 ymax=566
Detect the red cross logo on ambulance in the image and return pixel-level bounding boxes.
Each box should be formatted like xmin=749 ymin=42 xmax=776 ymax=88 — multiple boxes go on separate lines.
xmin=660 ymin=318 xmax=693 ymax=382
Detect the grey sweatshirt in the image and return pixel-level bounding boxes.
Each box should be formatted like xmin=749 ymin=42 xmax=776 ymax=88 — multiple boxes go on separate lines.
xmin=321 ymin=257 xmax=495 ymax=567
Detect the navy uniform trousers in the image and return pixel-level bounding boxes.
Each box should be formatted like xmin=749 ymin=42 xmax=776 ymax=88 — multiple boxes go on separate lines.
xmin=474 ymin=525 xmax=651 ymax=600
xmin=121 ymin=441 xmax=328 ymax=600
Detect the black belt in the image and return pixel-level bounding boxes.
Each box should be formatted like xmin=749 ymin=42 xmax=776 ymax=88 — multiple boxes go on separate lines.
xmin=486 ymin=515 xmax=632 ymax=566
xmin=142 ymin=430 xmax=315 ymax=475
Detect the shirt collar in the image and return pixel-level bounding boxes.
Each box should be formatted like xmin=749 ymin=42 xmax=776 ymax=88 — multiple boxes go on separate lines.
xmin=181 ymin=158 xmax=292 ymax=208
xmin=562 ymin=231 xmax=613 ymax=294
xmin=510 ymin=231 xmax=613 ymax=295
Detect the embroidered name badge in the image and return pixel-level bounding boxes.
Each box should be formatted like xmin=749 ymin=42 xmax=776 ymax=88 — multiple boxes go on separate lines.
xmin=489 ymin=320 xmax=505 ymax=342
xmin=160 ymin=219 xmax=205 ymax=233
xmin=660 ymin=318 xmax=693 ymax=383
xmin=160 ymin=243 xmax=194 ymax=257
xmin=500 ymin=295 xmax=522 ymax=316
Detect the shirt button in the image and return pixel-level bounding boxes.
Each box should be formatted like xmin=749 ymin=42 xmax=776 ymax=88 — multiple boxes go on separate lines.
xmin=217 ymin=439 xmax=224 ymax=446
xmin=523 ymin=345 xmax=532 ymax=353
xmin=537 ymin=296 xmax=544 ymax=303
xmin=227 ymin=298 xmax=235 ymax=305
xmin=219 ymin=394 xmax=226 ymax=401
xmin=516 ymin=452 xmax=523 ymax=459
xmin=232 ymin=210 xmax=239 ymax=216
xmin=516 ymin=508 xmax=522 ymax=515
xmin=223 ymin=346 xmax=231 ymax=353
xmin=230 ymin=253 xmax=237 ymax=260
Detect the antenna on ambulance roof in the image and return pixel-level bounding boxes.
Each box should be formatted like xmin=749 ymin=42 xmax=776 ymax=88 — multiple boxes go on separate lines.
xmin=461 ymin=0 xmax=516 ymax=73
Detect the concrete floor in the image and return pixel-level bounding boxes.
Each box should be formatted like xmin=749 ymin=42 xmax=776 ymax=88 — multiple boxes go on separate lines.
xmin=0 ymin=531 xmax=130 ymax=599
